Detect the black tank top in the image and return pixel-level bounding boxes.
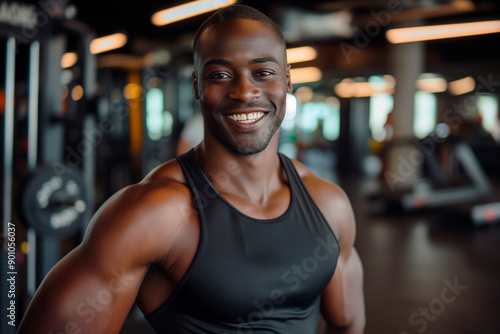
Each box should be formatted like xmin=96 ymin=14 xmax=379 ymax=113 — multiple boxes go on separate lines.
xmin=145 ymin=150 xmax=339 ymax=333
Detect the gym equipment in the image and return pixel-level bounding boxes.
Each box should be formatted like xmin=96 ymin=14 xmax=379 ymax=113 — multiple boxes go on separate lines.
xmin=471 ymin=202 xmax=500 ymax=225
xmin=20 ymin=166 xmax=88 ymax=237
xmin=369 ymin=135 xmax=500 ymax=225
xmin=2 ymin=2 xmax=96 ymax=330
xmin=400 ymin=142 xmax=492 ymax=210
xmin=1 ymin=35 xmax=16 ymax=334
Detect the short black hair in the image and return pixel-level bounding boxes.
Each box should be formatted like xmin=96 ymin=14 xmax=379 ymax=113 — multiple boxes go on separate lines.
xmin=192 ymin=4 xmax=285 ymax=73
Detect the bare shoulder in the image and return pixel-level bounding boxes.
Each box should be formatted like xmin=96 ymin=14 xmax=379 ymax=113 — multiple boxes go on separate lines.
xmin=143 ymin=155 xmax=187 ymax=183
xmin=82 ymin=157 xmax=196 ymax=266
xmin=289 ymin=158 xmax=349 ymax=205
xmin=289 ymin=158 xmax=355 ymax=245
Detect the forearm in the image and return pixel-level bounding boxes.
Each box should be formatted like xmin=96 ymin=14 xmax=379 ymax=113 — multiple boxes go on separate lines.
xmin=330 ymin=250 xmax=365 ymax=334
xmin=18 ymin=249 xmax=142 ymax=334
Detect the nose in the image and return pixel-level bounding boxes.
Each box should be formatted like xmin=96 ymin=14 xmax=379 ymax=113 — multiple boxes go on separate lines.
xmin=228 ymin=75 xmax=260 ymax=102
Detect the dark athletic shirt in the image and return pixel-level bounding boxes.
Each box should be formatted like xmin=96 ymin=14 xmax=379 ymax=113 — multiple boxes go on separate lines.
xmin=146 ymin=150 xmax=339 ymax=333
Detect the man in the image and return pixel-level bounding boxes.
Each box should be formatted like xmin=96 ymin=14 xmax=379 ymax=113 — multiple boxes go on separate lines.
xmin=18 ymin=5 xmax=365 ymax=333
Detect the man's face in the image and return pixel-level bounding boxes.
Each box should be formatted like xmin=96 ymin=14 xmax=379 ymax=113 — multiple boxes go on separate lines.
xmin=193 ymin=19 xmax=292 ymax=155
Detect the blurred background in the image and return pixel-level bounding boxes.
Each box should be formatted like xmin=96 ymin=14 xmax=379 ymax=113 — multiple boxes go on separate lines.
xmin=1 ymin=0 xmax=499 ymax=333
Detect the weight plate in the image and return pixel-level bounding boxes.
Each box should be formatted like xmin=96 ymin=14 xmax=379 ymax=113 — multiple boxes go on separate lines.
xmin=20 ymin=165 xmax=88 ymax=237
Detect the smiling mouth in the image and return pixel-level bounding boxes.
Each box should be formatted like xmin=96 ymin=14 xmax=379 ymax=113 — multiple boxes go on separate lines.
xmin=226 ymin=112 xmax=265 ymax=124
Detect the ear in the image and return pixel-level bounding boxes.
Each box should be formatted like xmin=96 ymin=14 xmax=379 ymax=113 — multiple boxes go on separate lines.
xmin=286 ymin=64 xmax=293 ymax=94
xmin=192 ymin=71 xmax=200 ymax=100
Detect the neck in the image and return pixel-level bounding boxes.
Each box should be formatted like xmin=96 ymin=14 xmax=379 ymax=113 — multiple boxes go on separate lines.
xmin=195 ymin=135 xmax=284 ymax=204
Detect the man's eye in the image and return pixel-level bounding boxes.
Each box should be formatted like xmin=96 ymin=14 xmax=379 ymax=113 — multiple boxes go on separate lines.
xmin=211 ymin=73 xmax=230 ymax=79
xmin=255 ymin=71 xmax=273 ymax=77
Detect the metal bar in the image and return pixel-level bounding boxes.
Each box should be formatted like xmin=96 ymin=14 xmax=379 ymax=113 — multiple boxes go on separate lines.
xmin=453 ymin=143 xmax=492 ymax=196
xmin=27 ymin=229 xmax=37 ymax=296
xmin=26 ymin=40 xmax=41 ymax=297
xmin=3 ymin=36 xmax=15 ymax=235
xmin=2 ymin=35 xmax=17 ymax=334
xmin=82 ymin=115 xmax=96 ymax=232
xmin=27 ymin=40 xmax=40 ymax=170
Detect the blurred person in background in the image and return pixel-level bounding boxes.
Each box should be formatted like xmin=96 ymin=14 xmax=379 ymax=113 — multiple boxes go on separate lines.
xmin=176 ymin=112 xmax=204 ymax=155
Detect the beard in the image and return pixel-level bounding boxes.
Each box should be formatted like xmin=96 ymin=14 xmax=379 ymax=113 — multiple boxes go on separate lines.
xmin=203 ymin=102 xmax=285 ymax=156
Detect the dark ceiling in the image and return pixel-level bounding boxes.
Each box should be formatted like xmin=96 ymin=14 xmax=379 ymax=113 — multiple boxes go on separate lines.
xmin=72 ymin=0 xmax=337 ymax=41
xmin=70 ymin=1 xmax=500 ymax=40
xmin=68 ymin=0 xmax=500 ymax=79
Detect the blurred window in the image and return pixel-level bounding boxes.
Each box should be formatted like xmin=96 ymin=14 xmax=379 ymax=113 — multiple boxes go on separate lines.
xmin=146 ymin=88 xmax=164 ymax=140
xmin=414 ymin=91 xmax=437 ymax=139
xmin=369 ymin=94 xmax=393 ymax=142
xmin=299 ymin=100 xmax=340 ymax=141
xmin=281 ymin=93 xmax=298 ymax=131
xmin=477 ymin=94 xmax=498 ymax=134
xmin=323 ymin=98 xmax=340 ymax=141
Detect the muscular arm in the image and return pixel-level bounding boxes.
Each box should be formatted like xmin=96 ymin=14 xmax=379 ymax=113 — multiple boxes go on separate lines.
xmin=17 ymin=179 xmax=185 ymax=334
xmin=295 ymin=162 xmax=365 ymax=333
xmin=17 ymin=244 xmax=147 ymax=334
xmin=319 ymin=185 xmax=365 ymax=333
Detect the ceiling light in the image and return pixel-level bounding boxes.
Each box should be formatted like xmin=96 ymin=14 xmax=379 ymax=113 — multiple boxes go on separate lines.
xmin=90 ymin=33 xmax=127 ymax=54
xmin=295 ymin=86 xmax=314 ymax=103
xmin=335 ymin=81 xmax=372 ymax=98
xmin=416 ymin=77 xmax=447 ymax=93
xmin=286 ymin=46 xmax=317 ymax=64
xmin=448 ymin=76 xmax=475 ymax=95
xmin=334 ymin=76 xmax=395 ymax=98
xmin=71 ymin=85 xmax=84 ymax=101
xmin=152 ymin=0 xmax=237 ymax=26
xmin=290 ymin=67 xmax=322 ymax=84
xmin=386 ymin=20 xmax=500 ymax=44
xmin=61 ymin=52 xmax=77 ymax=68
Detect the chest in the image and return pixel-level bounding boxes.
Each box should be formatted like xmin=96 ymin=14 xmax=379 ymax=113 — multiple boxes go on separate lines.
xmin=176 ymin=199 xmax=339 ymax=320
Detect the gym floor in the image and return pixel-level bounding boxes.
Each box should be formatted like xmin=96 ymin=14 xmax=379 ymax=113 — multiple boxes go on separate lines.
xmin=120 ymin=175 xmax=500 ymax=334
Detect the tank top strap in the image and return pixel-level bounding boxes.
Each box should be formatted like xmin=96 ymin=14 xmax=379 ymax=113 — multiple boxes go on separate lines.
xmin=179 ymin=150 xmax=302 ymax=201
xmin=178 ymin=150 xmax=306 ymax=216
xmin=278 ymin=153 xmax=303 ymax=193
xmin=176 ymin=149 xmax=209 ymax=208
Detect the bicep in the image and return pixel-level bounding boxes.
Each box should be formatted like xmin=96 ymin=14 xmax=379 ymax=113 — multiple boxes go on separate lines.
xmin=17 ymin=180 xmax=198 ymax=333
xmin=18 ymin=245 xmax=148 ymax=334
xmin=18 ymin=187 xmax=158 ymax=333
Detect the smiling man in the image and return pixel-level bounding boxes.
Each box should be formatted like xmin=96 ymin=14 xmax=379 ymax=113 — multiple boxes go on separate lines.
xmin=18 ymin=5 xmax=365 ymax=334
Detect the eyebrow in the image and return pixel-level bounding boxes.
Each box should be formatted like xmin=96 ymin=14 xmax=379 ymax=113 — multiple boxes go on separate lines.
xmin=204 ymin=57 xmax=279 ymax=68
xmin=204 ymin=59 xmax=231 ymax=67
xmin=250 ymin=57 xmax=278 ymax=64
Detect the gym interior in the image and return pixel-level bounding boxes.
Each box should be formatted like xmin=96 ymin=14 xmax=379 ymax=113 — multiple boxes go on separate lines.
xmin=1 ymin=0 xmax=499 ymax=333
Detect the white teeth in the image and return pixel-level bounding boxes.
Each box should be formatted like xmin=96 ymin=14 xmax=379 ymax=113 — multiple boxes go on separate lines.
xmin=227 ymin=112 xmax=264 ymax=123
